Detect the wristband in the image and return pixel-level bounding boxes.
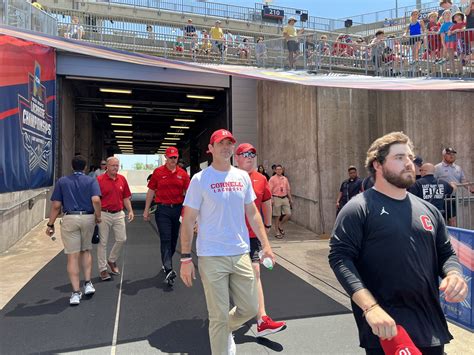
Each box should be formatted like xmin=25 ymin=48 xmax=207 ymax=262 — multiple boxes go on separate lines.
xmin=264 ymin=224 xmax=272 ymax=229
xmin=181 ymin=253 xmax=192 ymax=258
xmin=180 ymin=258 xmax=192 ymax=264
xmin=362 ymin=303 xmax=379 ymax=318
xmin=47 ymin=223 xmax=55 ymax=228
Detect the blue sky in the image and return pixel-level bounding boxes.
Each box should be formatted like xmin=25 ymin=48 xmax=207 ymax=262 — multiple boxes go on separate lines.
xmin=223 ymin=0 xmax=428 ymax=19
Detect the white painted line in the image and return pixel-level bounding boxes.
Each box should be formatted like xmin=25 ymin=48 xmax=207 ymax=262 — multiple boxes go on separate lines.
xmin=110 ymin=246 xmax=126 ymax=355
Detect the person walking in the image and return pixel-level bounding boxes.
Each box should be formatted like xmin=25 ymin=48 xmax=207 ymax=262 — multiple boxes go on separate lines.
xmin=46 ymin=155 xmax=102 ymax=305
xmin=336 ymin=166 xmax=362 ymax=215
xmin=329 ymin=132 xmax=467 ymax=354
xmin=143 ymin=147 xmax=190 ymax=286
xmin=268 ymin=165 xmax=292 ymax=238
xmin=180 ymin=129 xmax=275 ymax=355
xmin=235 ymin=143 xmax=287 ymax=337
xmin=97 ymin=157 xmax=134 ymax=281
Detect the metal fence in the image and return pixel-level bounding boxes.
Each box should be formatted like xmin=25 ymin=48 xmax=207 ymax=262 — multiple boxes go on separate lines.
xmin=1 ymin=0 xmax=57 ymax=35
xmin=445 ymin=183 xmax=474 ymax=230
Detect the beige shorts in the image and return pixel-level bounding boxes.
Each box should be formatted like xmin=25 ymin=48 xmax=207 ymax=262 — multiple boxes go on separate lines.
xmin=60 ymin=214 xmax=95 ymax=254
xmin=272 ymin=196 xmax=291 ymax=217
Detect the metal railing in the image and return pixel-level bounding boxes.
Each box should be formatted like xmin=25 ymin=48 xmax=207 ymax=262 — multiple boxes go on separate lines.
xmin=445 ymin=183 xmax=474 ymax=230
xmin=1 ymin=0 xmax=58 ymax=35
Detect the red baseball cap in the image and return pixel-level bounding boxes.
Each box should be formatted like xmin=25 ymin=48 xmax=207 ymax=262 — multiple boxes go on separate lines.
xmin=380 ymin=325 xmax=421 ymax=355
xmin=209 ymin=129 xmax=236 ymax=145
xmin=235 ymin=143 xmax=256 ymax=155
xmin=165 ymin=147 xmax=179 ymax=158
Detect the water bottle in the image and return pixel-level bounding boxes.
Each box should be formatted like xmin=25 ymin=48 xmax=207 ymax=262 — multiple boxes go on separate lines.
xmin=258 ymin=251 xmax=273 ymax=270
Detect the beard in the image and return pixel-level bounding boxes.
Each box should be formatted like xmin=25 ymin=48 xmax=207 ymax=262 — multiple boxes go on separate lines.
xmin=382 ymin=166 xmax=415 ymax=189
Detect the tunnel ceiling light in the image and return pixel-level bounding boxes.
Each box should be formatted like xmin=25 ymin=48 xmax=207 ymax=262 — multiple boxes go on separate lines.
xmin=167 ymin=132 xmax=184 ymax=135
xmin=117 ymin=141 xmax=134 ymax=144
xmin=186 ymin=94 xmax=215 ymax=100
xmin=161 ymin=142 xmax=177 ymax=146
xmin=179 ymin=108 xmax=203 ymax=113
xmin=109 ymin=115 xmax=133 ymax=119
xmin=115 ymin=135 xmax=133 ymax=139
xmin=105 ymin=104 xmax=133 ymax=109
xmin=111 ymin=123 xmax=132 ymax=127
xmin=164 ymin=137 xmax=180 ymax=141
xmin=174 ymin=118 xmax=195 ymax=122
xmin=170 ymin=125 xmax=189 ymax=129
xmin=113 ymin=130 xmax=133 ymax=133
xmin=100 ymin=88 xmax=132 ymax=94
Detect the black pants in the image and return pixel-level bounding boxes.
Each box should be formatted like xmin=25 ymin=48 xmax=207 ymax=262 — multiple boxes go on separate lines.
xmin=155 ymin=204 xmax=182 ymax=272
xmin=365 ymin=345 xmax=444 ymax=355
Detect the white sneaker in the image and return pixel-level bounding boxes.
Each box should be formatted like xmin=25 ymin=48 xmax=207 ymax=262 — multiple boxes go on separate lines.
xmin=84 ymin=281 xmax=95 ymax=295
xmin=228 ymin=333 xmax=236 ymax=355
xmin=69 ymin=291 xmax=82 ymax=305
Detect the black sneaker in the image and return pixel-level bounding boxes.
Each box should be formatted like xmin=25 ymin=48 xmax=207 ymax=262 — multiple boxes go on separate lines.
xmin=165 ymin=270 xmax=177 ymax=286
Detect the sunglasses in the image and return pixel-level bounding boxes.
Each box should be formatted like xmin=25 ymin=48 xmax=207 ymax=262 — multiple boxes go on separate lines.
xmin=239 ymin=151 xmax=256 ymax=158
xmin=167 ymin=156 xmax=178 ymax=159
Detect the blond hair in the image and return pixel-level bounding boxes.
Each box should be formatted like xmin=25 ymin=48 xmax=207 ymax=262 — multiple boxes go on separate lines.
xmin=365 ymin=132 xmax=414 ymax=178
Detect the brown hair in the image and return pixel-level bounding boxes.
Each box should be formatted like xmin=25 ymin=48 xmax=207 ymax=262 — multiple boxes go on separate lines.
xmin=365 ymin=132 xmax=414 ymax=178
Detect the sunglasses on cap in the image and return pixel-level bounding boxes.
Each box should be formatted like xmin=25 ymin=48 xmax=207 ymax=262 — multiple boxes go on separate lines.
xmin=238 ymin=151 xmax=256 ymax=158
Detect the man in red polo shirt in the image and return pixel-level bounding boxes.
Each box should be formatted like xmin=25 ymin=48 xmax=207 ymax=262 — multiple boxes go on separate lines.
xmin=144 ymin=147 xmax=190 ymax=286
xmin=97 ymin=157 xmax=134 ymax=281
xmin=235 ymin=143 xmax=287 ymax=337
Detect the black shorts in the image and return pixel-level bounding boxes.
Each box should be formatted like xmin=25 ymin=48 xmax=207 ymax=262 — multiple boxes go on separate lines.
xmin=249 ymin=238 xmax=261 ymax=263
xmin=287 ymin=40 xmax=299 ymax=52
xmin=446 ymin=199 xmax=457 ymax=219
xmin=408 ymin=36 xmax=422 ymax=45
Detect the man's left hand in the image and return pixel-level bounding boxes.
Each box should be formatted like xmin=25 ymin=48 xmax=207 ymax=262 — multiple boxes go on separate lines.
xmin=440 ymin=272 xmax=468 ymax=303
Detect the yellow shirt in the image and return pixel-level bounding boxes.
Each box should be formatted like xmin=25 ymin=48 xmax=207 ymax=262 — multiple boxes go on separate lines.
xmin=32 ymin=2 xmax=44 ymax=11
xmin=209 ymin=27 xmax=223 ymax=40
xmin=283 ymin=25 xmax=297 ymax=38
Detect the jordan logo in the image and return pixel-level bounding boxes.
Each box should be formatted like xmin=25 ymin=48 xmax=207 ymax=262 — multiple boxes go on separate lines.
xmin=380 ymin=207 xmax=389 ymax=216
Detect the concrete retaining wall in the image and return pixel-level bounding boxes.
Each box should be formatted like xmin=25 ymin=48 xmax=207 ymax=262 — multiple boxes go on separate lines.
xmin=258 ymin=81 xmax=473 ymax=234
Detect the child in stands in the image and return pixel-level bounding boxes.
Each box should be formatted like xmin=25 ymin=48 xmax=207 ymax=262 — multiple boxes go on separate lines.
xmin=439 ymin=10 xmax=456 ymax=70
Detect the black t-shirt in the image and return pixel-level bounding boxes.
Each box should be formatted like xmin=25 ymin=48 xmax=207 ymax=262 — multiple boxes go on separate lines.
xmin=339 ymin=177 xmax=362 ymax=206
xmin=184 ymin=24 xmax=196 ymax=35
xmin=362 ymin=176 xmax=374 ymax=191
xmin=329 ymin=188 xmax=461 ymax=349
xmin=408 ymin=174 xmax=453 ymax=213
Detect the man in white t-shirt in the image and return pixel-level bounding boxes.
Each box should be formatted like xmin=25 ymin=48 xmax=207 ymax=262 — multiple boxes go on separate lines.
xmin=180 ymin=129 xmax=275 ymax=355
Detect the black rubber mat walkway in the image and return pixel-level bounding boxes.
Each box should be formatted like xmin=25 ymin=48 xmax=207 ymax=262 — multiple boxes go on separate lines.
xmin=0 ymin=206 xmax=349 ymax=354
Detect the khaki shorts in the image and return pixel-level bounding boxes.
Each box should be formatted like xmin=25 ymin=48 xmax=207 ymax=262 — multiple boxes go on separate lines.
xmin=273 ymin=196 xmax=291 ymax=217
xmin=60 ymin=214 xmax=95 ymax=254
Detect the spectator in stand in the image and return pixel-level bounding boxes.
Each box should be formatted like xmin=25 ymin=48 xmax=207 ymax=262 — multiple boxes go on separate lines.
xmin=283 ymin=17 xmax=303 ymax=69
xmin=184 ymin=19 xmax=197 ymax=57
xmin=317 ymin=35 xmax=331 ymax=56
xmin=403 ymin=9 xmax=426 ymax=65
xmin=438 ymin=0 xmax=460 ymax=18
xmin=465 ymin=0 xmax=474 ymax=64
xmin=333 ymin=34 xmax=354 ymax=57
xmin=200 ymin=30 xmax=212 ymax=58
xmin=224 ymin=30 xmax=235 ymax=58
xmin=268 ymin=165 xmax=292 ymax=238
xmin=239 ymin=38 xmax=251 ymax=62
xmin=210 ymin=20 xmax=225 ymax=59
xmin=434 ymin=147 xmax=474 ymax=226
xmin=257 ymin=164 xmax=270 ymax=180
xmin=336 ymin=166 xmax=362 ymax=215
xmin=449 ymin=12 xmax=467 ymax=71
xmin=31 ymin=0 xmax=45 ymax=11
xmin=255 ymin=37 xmax=267 ymax=67
xmin=65 ymin=16 xmax=84 ymax=40
xmin=369 ymin=30 xmax=386 ymax=74
xmin=426 ymin=12 xmax=442 ymax=61
xmin=146 ymin=25 xmax=155 ymax=40
xmin=174 ymin=36 xmax=185 ymax=55
xmin=438 ymin=10 xmax=457 ymax=71
xmin=409 ymin=163 xmax=454 ymax=219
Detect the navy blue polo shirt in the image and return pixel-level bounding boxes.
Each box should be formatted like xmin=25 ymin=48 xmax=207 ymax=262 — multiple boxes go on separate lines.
xmin=51 ymin=172 xmax=101 ymax=213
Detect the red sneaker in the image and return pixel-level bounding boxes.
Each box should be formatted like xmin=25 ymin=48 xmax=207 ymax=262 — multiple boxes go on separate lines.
xmin=256 ymin=315 xmax=287 ymax=337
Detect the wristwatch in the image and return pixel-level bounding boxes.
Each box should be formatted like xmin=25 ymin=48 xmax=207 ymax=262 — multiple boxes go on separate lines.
xmin=47 ymin=223 xmax=55 ymax=228
xmin=181 ymin=253 xmax=192 ymax=258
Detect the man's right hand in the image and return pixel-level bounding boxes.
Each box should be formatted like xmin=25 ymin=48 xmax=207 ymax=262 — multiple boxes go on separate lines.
xmin=180 ymin=261 xmax=196 ymax=287
xmin=365 ymin=306 xmax=397 ymax=340
xmin=143 ymin=210 xmax=150 ymax=221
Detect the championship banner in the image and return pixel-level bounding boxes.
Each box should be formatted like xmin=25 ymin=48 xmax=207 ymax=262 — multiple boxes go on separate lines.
xmin=440 ymin=227 xmax=474 ymax=331
xmin=0 ymin=35 xmax=55 ymax=193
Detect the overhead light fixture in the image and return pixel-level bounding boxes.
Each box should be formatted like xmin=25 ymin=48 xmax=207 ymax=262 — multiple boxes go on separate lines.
xmin=167 ymin=132 xmax=184 ymax=135
xmin=174 ymin=118 xmax=195 ymax=122
xmin=179 ymin=108 xmax=203 ymax=113
xmin=109 ymin=115 xmax=133 ymax=119
xmin=115 ymin=135 xmax=133 ymax=139
xmin=111 ymin=123 xmax=133 ymax=127
xmin=164 ymin=137 xmax=180 ymax=141
xmin=161 ymin=142 xmax=177 ymax=146
xmin=105 ymin=104 xmax=133 ymax=109
xmin=170 ymin=125 xmax=190 ymax=129
xmin=100 ymin=88 xmax=132 ymax=94
xmin=113 ymin=130 xmax=133 ymax=133
xmin=117 ymin=141 xmax=134 ymax=144
xmin=186 ymin=94 xmax=215 ymax=100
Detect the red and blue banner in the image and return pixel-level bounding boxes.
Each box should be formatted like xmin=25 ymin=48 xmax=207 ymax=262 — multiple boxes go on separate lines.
xmin=440 ymin=227 xmax=474 ymax=331
xmin=0 ymin=35 xmax=56 ymax=192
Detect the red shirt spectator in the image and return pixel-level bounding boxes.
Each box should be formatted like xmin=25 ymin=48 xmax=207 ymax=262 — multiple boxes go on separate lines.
xmin=147 ymin=165 xmax=190 ymax=204
xmin=246 ymin=170 xmax=271 ymax=238
xmin=97 ymin=173 xmax=131 ymax=211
